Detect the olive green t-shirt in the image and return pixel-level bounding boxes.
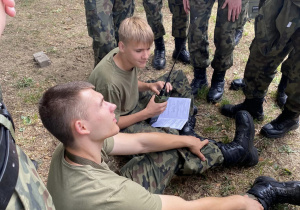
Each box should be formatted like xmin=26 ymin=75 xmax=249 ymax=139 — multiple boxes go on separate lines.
xmin=47 ymin=138 xmax=162 ymax=210
xmin=88 ymin=48 xmax=139 ymax=121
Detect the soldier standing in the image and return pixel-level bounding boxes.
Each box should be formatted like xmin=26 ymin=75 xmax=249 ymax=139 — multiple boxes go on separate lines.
xmin=84 ymin=0 xmax=134 ymax=66
xmin=183 ymin=0 xmax=249 ymax=103
xmin=221 ymin=0 xmax=300 ymax=139
xmin=143 ymin=0 xmax=190 ymax=70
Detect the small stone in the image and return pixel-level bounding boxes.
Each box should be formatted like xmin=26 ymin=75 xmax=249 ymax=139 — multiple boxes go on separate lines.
xmin=33 ymin=51 xmax=51 ymax=68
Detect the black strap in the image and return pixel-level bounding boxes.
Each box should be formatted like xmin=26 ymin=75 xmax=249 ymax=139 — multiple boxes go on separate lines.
xmin=0 ymin=102 xmax=19 ymax=209
xmin=65 ymin=149 xmax=102 ymax=169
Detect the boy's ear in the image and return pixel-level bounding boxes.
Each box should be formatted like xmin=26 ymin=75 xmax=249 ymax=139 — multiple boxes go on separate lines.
xmin=74 ymin=120 xmax=90 ymax=135
xmin=118 ymin=41 xmax=125 ymax=52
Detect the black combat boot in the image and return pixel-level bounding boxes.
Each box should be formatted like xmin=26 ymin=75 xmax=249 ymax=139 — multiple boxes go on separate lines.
xmin=216 ymin=111 xmax=258 ymax=167
xmin=230 ymin=78 xmax=245 ymax=90
xmin=234 ymin=28 xmax=243 ymax=46
xmin=247 ymin=176 xmax=300 ymax=209
xmin=172 ymin=37 xmax=190 ymax=64
xmin=152 ymin=37 xmax=166 ymax=70
xmin=188 ymin=105 xmax=198 ymax=129
xmin=221 ymin=98 xmax=264 ymax=121
xmin=260 ymin=107 xmax=299 ymax=138
xmin=207 ymin=71 xmax=226 ymax=103
xmin=277 ymin=74 xmax=288 ymax=109
xmin=191 ymin=68 xmax=208 ymax=96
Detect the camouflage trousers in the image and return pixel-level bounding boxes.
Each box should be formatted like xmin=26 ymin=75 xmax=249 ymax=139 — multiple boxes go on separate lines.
xmin=121 ymin=70 xmax=194 ymax=134
xmin=120 ymin=143 xmax=223 ymax=193
xmin=143 ymin=0 xmax=188 ymax=39
xmin=6 ymin=146 xmax=55 ymax=209
xmin=84 ymin=0 xmax=135 ymax=66
xmin=189 ymin=0 xmax=249 ymax=72
xmin=244 ymin=0 xmax=300 ymax=113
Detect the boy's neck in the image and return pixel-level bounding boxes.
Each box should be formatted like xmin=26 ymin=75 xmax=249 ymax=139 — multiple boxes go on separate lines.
xmin=113 ymin=52 xmax=134 ymax=71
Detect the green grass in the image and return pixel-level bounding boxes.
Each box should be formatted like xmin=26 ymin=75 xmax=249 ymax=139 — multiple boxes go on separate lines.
xmin=16 ymin=77 xmax=34 ymax=89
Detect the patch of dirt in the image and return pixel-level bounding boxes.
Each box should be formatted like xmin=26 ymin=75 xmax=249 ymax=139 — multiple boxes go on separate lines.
xmin=1 ymin=0 xmax=299 ymax=209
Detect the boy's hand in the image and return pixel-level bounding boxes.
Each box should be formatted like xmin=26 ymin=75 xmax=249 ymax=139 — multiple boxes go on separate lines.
xmin=149 ymin=81 xmax=172 ymax=95
xmin=145 ymin=95 xmax=168 ymax=117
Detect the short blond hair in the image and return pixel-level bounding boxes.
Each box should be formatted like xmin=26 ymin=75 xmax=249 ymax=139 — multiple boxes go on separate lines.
xmin=119 ymin=16 xmax=154 ymax=46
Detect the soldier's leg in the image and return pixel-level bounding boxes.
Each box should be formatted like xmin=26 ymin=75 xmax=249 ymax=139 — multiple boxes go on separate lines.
xmin=207 ymin=0 xmax=249 ymax=103
xmin=112 ymin=0 xmax=135 ymax=43
xmin=84 ymin=0 xmax=117 ymax=66
xmin=189 ymin=0 xmax=214 ymax=95
xmin=284 ymin=29 xmax=300 ymax=114
xmin=143 ymin=0 xmax=166 ymax=69
xmin=120 ymin=143 xmax=223 ymax=194
xmin=168 ymin=0 xmax=190 ymax=63
xmin=260 ymin=44 xmax=300 ymax=138
xmin=121 ymin=110 xmax=258 ymax=193
xmin=143 ymin=0 xmax=165 ymax=40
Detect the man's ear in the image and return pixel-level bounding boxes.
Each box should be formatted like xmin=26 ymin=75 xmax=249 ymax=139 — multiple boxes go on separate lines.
xmin=74 ymin=120 xmax=90 ymax=135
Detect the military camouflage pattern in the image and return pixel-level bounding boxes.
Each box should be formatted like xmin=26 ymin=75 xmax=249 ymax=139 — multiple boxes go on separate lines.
xmin=6 ymin=145 xmax=55 ymax=210
xmin=121 ymin=70 xmax=194 ymax=134
xmin=189 ymin=0 xmax=249 ymax=72
xmin=84 ymin=0 xmax=135 ymax=66
xmin=120 ymin=142 xmax=223 ymax=193
xmin=143 ymin=0 xmax=188 ymax=39
xmin=243 ymin=0 xmax=300 ymax=113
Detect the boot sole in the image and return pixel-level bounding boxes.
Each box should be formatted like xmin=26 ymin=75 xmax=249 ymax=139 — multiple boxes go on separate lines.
xmin=260 ymin=123 xmax=299 ymax=139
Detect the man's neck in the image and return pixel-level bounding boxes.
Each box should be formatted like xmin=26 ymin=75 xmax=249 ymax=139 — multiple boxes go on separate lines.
xmin=64 ymin=140 xmax=104 ymax=166
xmin=113 ymin=52 xmax=134 ymax=71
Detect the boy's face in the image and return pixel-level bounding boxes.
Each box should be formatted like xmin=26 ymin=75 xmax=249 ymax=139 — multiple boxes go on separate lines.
xmin=79 ymin=89 xmax=119 ymax=141
xmin=120 ymin=40 xmax=152 ymax=69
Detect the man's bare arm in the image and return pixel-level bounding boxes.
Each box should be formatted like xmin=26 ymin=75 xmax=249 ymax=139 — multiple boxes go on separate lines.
xmin=110 ymin=132 xmax=209 ymax=160
xmin=159 ymin=194 xmax=263 ymax=210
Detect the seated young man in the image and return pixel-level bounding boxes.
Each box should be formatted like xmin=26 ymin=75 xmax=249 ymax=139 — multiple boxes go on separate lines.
xmin=40 ymin=81 xmax=300 ymax=210
xmin=88 ymin=16 xmax=197 ymax=136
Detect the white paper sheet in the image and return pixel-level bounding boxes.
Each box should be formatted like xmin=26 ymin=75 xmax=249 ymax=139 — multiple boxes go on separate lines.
xmin=151 ymin=97 xmax=191 ymax=130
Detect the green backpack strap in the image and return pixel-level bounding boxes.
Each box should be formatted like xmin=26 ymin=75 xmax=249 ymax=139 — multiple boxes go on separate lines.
xmin=0 ymin=114 xmax=15 ymax=140
xmin=0 ymin=103 xmax=19 ymax=210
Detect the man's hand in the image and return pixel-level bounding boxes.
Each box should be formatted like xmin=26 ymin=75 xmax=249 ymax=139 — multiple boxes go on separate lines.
xmin=187 ymin=138 xmax=209 ymax=161
xmin=149 ymin=81 xmax=172 ymax=95
xmin=222 ymin=0 xmax=241 ymax=22
xmin=3 ymin=0 xmax=16 ymax=17
xmin=145 ymin=95 xmax=168 ymax=118
xmin=183 ymin=0 xmax=190 ymax=14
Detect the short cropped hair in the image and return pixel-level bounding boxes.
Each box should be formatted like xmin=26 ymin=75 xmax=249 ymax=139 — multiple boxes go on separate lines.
xmin=39 ymin=81 xmax=94 ymax=148
xmin=118 ymin=16 xmax=154 ymax=46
